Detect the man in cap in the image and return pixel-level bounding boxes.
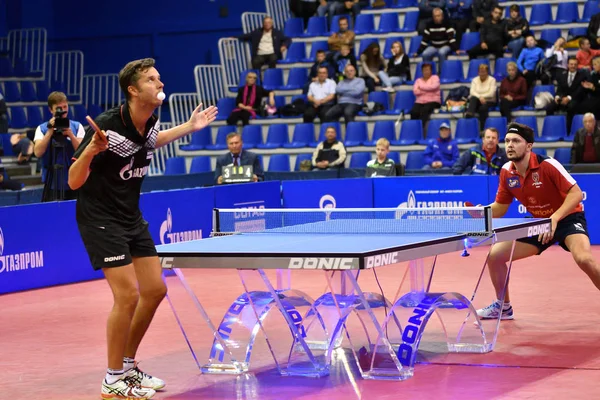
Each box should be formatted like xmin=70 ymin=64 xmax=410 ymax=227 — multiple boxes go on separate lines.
xmin=477 ymin=122 xmax=600 ymax=320
xmin=422 ymin=122 xmax=459 ymax=170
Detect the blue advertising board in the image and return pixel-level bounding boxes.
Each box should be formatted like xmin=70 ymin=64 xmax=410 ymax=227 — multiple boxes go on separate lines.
xmin=282 ymin=178 xmax=374 ymax=208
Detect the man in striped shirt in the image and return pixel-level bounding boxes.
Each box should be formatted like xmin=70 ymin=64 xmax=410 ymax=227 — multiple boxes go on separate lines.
xmin=412 ymin=8 xmax=463 ymax=66
xmin=477 ymin=123 xmax=600 ymax=320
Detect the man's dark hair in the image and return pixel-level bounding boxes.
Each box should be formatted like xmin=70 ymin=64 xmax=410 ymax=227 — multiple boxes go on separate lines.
xmin=317 ymin=66 xmax=329 ymax=73
xmin=421 ymin=62 xmax=432 ymax=71
xmin=316 ymin=49 xmax=326 ymax=55
xmin=119 ymin=58 xmax=156 ymax=101
xmin=226 ymin=132 xmax=242 ymax=142
xmin=568 ymin=56 xmax=579 ymax=63
xmin=338 ymin=16 xmax=348 ymax=24
xmin=493 ymin=5 xmax=503 ymax=13
xmin=484 ymin=127 xmax=499 ymax=138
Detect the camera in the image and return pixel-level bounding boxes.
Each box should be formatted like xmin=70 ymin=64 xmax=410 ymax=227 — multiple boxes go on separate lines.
xmin=53 ymin=107 xmax=70 ymax=130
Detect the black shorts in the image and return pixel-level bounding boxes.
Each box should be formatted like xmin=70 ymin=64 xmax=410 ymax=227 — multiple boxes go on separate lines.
xmin=78 ymin=220 xmax=158 ymax=270
xmin=517 ymin=212 xmax=589 ymax=255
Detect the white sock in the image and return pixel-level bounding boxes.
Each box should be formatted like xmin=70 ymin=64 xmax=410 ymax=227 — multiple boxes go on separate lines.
xmin=105 ymin=368 xmax=124 ymax=385
xmin=497 ymin=299 xmax=511 ymax=310
xmin=123 ymin=357 xmax=135 ymax=372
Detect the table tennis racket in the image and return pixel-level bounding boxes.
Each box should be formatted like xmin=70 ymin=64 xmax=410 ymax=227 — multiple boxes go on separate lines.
xmin=465 ymin=201 xmax=484 ymax=218
xmin=85 ymin=116 xmax=108 ymax=143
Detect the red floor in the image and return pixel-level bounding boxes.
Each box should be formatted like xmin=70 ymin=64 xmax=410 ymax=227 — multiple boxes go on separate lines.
xmin=2 ymin=246 xmax=600 ymax=400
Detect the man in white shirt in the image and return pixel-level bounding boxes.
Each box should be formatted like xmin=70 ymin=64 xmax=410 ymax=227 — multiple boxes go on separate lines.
xmin=465 ymin=64 xmax=497 ymax=131
xmin=304 ymin=66 xmax=337 ymax=123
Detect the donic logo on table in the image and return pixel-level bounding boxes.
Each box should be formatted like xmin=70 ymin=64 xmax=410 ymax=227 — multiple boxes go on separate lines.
xmin=0 ymin=227 xmax=45 ymax=274
xmin=159 ymin=208 xmax=202 ymax=245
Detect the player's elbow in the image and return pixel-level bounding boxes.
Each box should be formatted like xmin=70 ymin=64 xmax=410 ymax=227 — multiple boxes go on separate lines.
xmin=68 ymin=167 xmax=84 ymax=191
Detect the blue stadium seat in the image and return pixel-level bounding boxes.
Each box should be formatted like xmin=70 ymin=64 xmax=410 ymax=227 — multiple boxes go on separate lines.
xmin=389 ymin=0 xmax=418 ymax=6
xmin=350 ymin=152 xmax=372 ymax=168
xmin=272 ymin=95 xmax=286 ymax=117
xmin=1 ymin=134 xmax=13 ymax=154
xmin=305 ymin=16 xmax=328 ymax=36
xmin=263 ymin=69 xmax=284 ymax=91
xmin=3 ymin=81 xmax=20 ymax=102
xmin=258 ymin=124 xmax=288 ymax=149
xmin=295 ymin=153 xmax=313 ymax=171
xmin=455 ymin=118 xmax=480 ymax=144
xmin=13 ymin=57 xmax=31 ymax=77
xmin=494 ymin=57 xmax=517 ymax=80
xmin=420 ymin=119 xmax=450 ymax=144
xmin=241 ymin=125 xmax=263 ymax=148
xmin=238 ymin=70 xmax=261 ymax=87
xmin=358 ymin=38 xmax=379 ymax=57
xmin=329 ymin=14 xmax=353 ymax=34
xmin=9 ymin=107 xmax=27 ymax=129
xmin=280 ymin=42 xmax=306 ymax=64
xmin=43 ymin=106 xmax=52 ymax=121
xmin=569 ymin=27 xmax=589 ymax=39
xmin=554 ymin=2 xmax=579 ymax=24
xmin=388 ymin=152 xmax=400 ymax=164
xmin=50 ymin=79 xmax=66 ymax=94
xmin=284 ymin=68 xmax=308 ymax=90
xmin=394 ymin=119 xmax=422 ymax=145
xmin=268 ymin=154 xmax=291 ymax=172
xmin=408 ymin=35 xmax=423 ymax=55
xmin=180 ymin=127 xmax=211 ymax=151
xmin=525 ymin=85 xmax=556 ymax=110
xmin=189 ymin=156 xmax=212 ymax=173
xmin=0 ymin=58 xmax=14 ymax=77
xmin=388 ymin=91 xmax=415 ymax=114
xmin=570 ymin=114 xmax=585 ymax=137
xmin=400 ymin=11 xmax=419 ymax=32
xmin=440 ymin=60 xmax=464 ymax=83
xmin=533 ymin=148 xmax=547 ymax=157
xmin=313 ymin=122 xmax=342 ymax=146
xmin=354 ymin=14 xmax=375 ymax=35
xmin=206 ymin=125 xmax=236 ymax=150
xmin=377 ymin=13 xmax=401 ymax=33
xmin=36 ymin=80 xmax=50 ymax=102
xmin=72 ymin=104 xmax=87 ymax=123
xmin=164 ymin=157 xmax=187 ymax=175
xmin=365 ymin=120 xmax=396 ymax=146
xmin=463 ymin=59 xmax=490 ymax=83
xmin=529 ymin=4 xmax=552 ymax=25
xmin=284 ymin=18 xmax=304 ymax=38
xmin=366 ymin=91 xmax=390 ymax=114
xmin=383 ymin=37 xmax=405 ymax=58
xmin=460 ymin=32 xmax=480 ymax=52
xmin=541 ymin=29 xmax=562 ymax=46
xmin=20 ymin=81 xmax=37 ymax=102
xmin=484 ymin=117 xmax=507 ymax=140
xmin=284 ymin=123 xmax=314 ymax=148
xmin=539 ymin=115 xmax=567 ymax=142
xmin=580 ymin=1 xmax=599 ymax=22
xmin=305 ymin=40 xmax=328 ymax=62
xmin=26 ymin=106 xmax=43 ymax=128
xmin=216 ymin=97 xmax=235 ymax=121
xmin=87 ymin=104 xmax=103 ymax=120
xmin=412 ymin=61 xmax=437 ymax=82
xmin=344 ymin=121 xmax=368 ymax=147
xmin=405 ymin=151 xmax=424 ymax=169
xmin=515 ymin=116 xmax=539 ymax=137
xmin=553 ymin=148 xmax=572 ymax=164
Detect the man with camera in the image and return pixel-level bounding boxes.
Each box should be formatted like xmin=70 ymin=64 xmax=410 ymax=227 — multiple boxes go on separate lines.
xmin=34 ymin=91 xmax=85 ymax=201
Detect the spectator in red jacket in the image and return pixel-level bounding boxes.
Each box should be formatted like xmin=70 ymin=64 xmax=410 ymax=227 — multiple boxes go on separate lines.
xmin=499 ymin=61 xmax=527 ymax=122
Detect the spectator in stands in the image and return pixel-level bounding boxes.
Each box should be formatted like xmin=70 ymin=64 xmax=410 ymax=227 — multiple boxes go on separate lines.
xmin=576 ymin=38 xmax=600 ymax=70
xmin=289 ymin=0 xmax=319 ymax=27
xmin=546 ymin=57 xmax=587 ymax=133
xmin=304 ymin=66 xmax=337 ymax=123
xmin=466 ymin=63 xmax=497 ymax=130
xmin=446 ymin=0 xmax=472 ymax=46
xmin=571 ymin=113 xmax=600 ymax=163
xmin=453 ymin=127 xmax=507 ymax=175
xmin=10 ymin=133 xmax=33 ymax=165
xmin=467 ymin=5 xmax=506 ymax=60
xmin=360 ymin=42 xmax=385 ymax=93
xmin=417 ymin=0 xmax=447 ymax=35
xmin=336 ymin=1 xmax=369 ymax=23
xmin=505 ymin=4 xmax=529 ymax=58
xmin=311 ymin=126 xmax=347 ymax=169
xmin=332 ymin=43 xmax=358 ymax=81
xmin=410 ymin=63 xmax=441 ymax=132
xmin=238 ymin=16 xmax=291 ymax=70
xmin=324 ymin=63 xmax=365 ymax=124
xmin=34 ymin=91 xmax=85 ymax=201
xmin=367 ymin=138 xmax=395 ymax=169
xmin=469 ymin=0 xmax=499 ymax=33
xmin=215 ymin=132 xmax=263 ymax=184
xmin=0 ymin=93 xmax=7 ymax=133
xmin=318 ymin=0 xmax=344 ymax=26
xmin=422 ymin=122 xmax=459 ymax=170
xmin=0 ymin=166 xmax=23 ymax=190
xmin=227 ymin=72 xmax=275 ymax=126
xmin=499 ymin=61 xmax=527 ymax=122
xmin=379 ymin=41 xmax=411 ymax=91
xmin=517 ymin=35 xmax=544 ymax=90
xmin=304 ymin=49 xmax=335 ymax=94
xmin=413 ymin=8 xmax=462 ymax=67
xmin=543 ymin=37 xmax=569 ymax=84
xmin=582 ymin=57 xmax=600 ymax=119
xmin=587 ymin=8 xmax=600 ymax=50
xmin=328 ymin=16 xmax=355 ymax=54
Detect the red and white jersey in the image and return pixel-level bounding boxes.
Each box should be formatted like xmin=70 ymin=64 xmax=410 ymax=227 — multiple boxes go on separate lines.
xmin=496 ymin=154 xmax=582 ymax=218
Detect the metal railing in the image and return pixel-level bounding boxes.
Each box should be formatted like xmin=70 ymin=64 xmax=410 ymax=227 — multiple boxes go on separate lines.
xmin=193 ymin=64 xmax=226 ymax=106
xmin=149 ymin=121 xmax=175 ymax=176
xmin=168 ymin=93 xmax=201 ymax=148
xmin=265 ymin=0 xmax=290 ymax=30
xmin=82 ymin=73 xmax=123 ymax=110
xmin=218 ymin=38 xmax=250 ymax=92
xmin=241 ymin=12 xmax=269 ymax=34
xmin=7 ymin=28 xmax=47 ymax=77
xmin=46 ymin=50 xmax=84 ymax=102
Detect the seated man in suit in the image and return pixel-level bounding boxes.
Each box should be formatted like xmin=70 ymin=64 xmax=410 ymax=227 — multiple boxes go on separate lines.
xmin=546 ymin=57 xmax=588 ymax=133
xmin=214 ymin=132 xmax=264 ymax=184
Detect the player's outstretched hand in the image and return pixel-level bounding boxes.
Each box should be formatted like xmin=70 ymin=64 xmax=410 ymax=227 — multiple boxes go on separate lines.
xmin=189 ymin=103 xmax=218 ymax=131
xmin=85 ymin=116 xmax=108 ymax=156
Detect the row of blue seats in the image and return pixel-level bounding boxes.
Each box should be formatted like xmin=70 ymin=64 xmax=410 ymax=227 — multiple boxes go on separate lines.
xmin=3 ymin=104 xmax=102 ymax=130
xmin=0 ymin=57 xmax=42 ymax=78
xmin=180 ymin=114 xmax=581 ymax=152
xmin=0 ymin=80 xmax=74 ymax=103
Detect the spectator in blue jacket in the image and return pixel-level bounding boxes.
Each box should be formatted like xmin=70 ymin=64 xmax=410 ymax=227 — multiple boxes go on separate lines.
xmin=324 ymin=63 xmax=365 ymax=124
xmin=452 ymin=127 xmax=508 ymax=175
xmin=517 ymin=35 xmax=544 ymax=90
xmin=422 ymin=122 xmax=459 ymax=170
xmin=446 ymin=0 xmax=472 ymax=45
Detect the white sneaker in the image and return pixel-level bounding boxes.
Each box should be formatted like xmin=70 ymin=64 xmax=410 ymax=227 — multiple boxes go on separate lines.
xmin=101 ymin=377 xmax=155 ymax=399
xmin=476 ymin=301 xmax=514 ymax=320
xmin=125 ymin=363 xmax=165 ymax=391
xmin=382 ymin=87 xmax=395 ymax=92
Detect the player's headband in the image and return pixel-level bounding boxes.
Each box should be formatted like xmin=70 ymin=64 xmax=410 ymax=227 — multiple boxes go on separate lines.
xmin=506 ymin=125 xmax=535 ymax=143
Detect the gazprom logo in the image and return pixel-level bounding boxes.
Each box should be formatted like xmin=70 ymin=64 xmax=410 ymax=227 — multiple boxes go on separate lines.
xmin=0 ymin=226 xmax=44 ymax=274
xmin=159 ymin=208 xmax=202 ymax=245
xmin=395 ymin=191 xmax=417 ymax=218
xmin=319 ymin=194 xmax=337 ymax=209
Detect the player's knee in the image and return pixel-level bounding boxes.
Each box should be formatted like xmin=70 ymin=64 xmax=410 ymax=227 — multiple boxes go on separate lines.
xmin=141 ymin=282 xmax=167 ymax=303
xmin=114 ymin=290 xmax=140 ymax=310
xmin=574 ymin=252 xmax=597 ymax=273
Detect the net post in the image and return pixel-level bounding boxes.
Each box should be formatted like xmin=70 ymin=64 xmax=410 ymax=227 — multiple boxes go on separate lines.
xmin=483 ymin=205 xmax=492 ymax=233
xmin=213 ymin=208 xmax=220 ymax=233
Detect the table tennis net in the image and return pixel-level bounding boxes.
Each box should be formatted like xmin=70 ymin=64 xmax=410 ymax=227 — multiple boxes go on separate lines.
xmin=214 ymin=207 xmax=492 ymax=235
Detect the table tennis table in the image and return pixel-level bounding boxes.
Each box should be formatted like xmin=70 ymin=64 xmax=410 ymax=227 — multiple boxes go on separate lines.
xmin=157 ymin=207 xmax=550 ymax=381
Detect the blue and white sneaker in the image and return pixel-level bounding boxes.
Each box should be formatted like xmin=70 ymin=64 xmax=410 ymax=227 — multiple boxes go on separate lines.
xmin=476 ymin=301 xmax=514 ymax=320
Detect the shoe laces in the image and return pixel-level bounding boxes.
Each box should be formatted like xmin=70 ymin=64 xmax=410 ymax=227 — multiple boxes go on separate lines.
xmin=123 ymin=375 xmax=143 ymax=389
